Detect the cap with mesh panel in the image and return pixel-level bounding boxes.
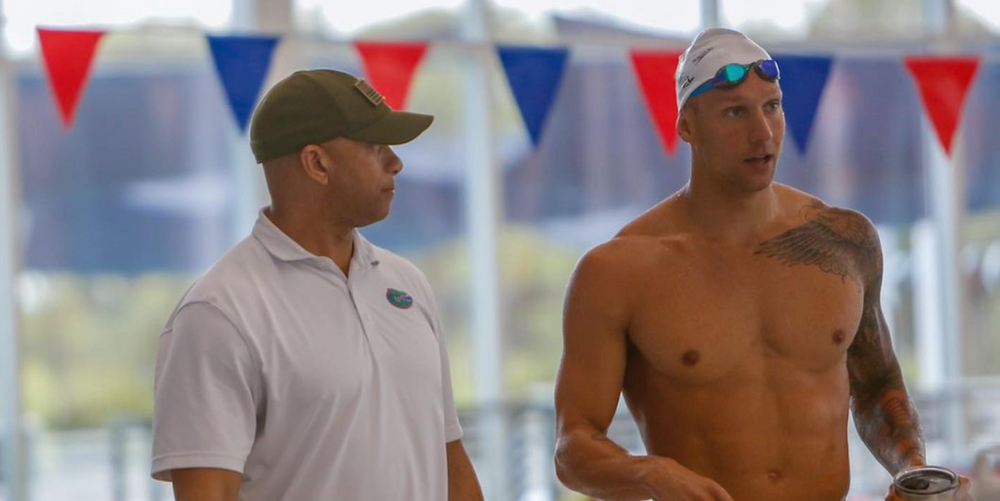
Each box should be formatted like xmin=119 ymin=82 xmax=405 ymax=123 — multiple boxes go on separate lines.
xmin=249 ymin=69 xmax=433 ymax=164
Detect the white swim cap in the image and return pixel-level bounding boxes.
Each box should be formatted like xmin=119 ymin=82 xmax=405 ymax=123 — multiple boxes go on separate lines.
xmin=675 ymin=28 xmax=772 ymax=112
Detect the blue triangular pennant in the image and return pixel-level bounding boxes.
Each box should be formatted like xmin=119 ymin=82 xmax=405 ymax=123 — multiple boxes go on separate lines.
xmin=773 ymin=55 xmax=833 ymax=154
xmin=207 ymin=35 xmax=279 ymax=133
xmin=498 ymin=46 xmax=569 ymax=147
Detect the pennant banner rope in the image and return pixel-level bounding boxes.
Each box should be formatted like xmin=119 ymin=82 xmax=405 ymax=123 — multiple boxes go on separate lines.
xmin=32 ymin=28 xmax=984 ymax=158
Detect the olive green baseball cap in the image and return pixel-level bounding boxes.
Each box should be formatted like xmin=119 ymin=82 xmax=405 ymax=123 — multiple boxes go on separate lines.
xmin=249 ymin=69 xmax=434 ymax=164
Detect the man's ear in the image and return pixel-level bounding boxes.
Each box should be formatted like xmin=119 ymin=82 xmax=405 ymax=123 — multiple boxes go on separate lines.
xmin=299 ymin=145 xmax=332 ymax=186
xmin=677 ymin=106 xmax=696 ymax=145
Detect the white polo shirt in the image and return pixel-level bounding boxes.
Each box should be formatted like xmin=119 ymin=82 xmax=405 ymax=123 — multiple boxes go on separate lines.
xmin=151 ymin=210 xmax=462 ymax=501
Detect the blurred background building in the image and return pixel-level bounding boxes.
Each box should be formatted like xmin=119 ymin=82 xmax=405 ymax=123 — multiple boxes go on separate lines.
xmin=1 ymin=0 xmax=1000 ymax=500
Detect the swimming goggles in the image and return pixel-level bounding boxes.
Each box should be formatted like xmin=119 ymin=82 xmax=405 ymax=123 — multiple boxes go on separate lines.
xmin=688 ymin=59 xmax=781 ymax=100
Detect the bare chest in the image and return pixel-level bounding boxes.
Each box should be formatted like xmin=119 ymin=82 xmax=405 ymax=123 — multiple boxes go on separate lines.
xmin=628 ymin=251 xmax=865 ymax=383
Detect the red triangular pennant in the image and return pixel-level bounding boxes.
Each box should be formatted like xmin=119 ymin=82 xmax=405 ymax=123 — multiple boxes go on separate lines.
xmin=630 ymin=50 xmax=683 ymax=157
xmin=37 ymin=28 xmax=106 ymax=129
xmin=354 ymin=42 xmax=429 ymax=110
xmin=904 ymin=56 xmax=979 ymax=156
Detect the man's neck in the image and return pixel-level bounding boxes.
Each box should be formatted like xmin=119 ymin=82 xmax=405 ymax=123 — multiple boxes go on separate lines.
xmin=265 ymin=205 xmax=355 ymax=276
xmin=677 ymin=180 xmax=781 ymax=247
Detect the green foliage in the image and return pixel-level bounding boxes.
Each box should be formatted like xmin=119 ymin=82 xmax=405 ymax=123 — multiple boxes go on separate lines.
xmin=20 ymin=273 xmax=192 ymax=429
xmin=410 ymin=226 xmax=582 ymax=404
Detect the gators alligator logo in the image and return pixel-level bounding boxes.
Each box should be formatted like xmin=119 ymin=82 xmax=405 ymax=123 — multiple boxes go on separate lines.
xmin=386 ymin=288 xmax=414 ymax=309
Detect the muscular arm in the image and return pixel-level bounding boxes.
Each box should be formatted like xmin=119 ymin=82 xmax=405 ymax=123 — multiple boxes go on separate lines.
xmin=845 ymin=219 xmax=926 ymax=474
xmin=554 ymin=246 xmax=662 ymax=501
xmin=170 ymin=468 xmax=241 ymax=501
xmin=447 ymin=440 xmax=484 ymax=501
xmin=554 ymin=245 xmax=732 ymax=501
xmin=758 ymin=204 xmax=926 ymax=474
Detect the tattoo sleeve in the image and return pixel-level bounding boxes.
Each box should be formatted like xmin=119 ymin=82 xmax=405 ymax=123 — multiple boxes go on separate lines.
xmin=839 ymin=210 xmax=926 ymax=474
xmin=848 ymin=290 xmax=926 ymax=473
xmin=759 ymin=204 xmax=926 ymax=473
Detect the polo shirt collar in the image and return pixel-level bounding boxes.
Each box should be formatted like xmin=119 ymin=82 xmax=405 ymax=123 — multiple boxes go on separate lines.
xmin=252 ymin=209 xmax=380 ymax=269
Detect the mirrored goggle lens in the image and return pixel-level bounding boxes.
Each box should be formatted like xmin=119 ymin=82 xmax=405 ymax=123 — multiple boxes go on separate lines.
xmin=719 ymin=64 xmax=749 ymax=84
xmin=756 ymin=59 xmax=780 ymax=80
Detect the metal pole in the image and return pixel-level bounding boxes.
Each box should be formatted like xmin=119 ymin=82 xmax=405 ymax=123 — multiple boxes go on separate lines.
xmin=921 ymin=120 xmax=966 ymax=463
xmin=232 ymin=0 xmax=293 ymax=34
xmin=922 ymin=0 xmax=956 ymax=38
xmin=228 ymin=0 xmax=293 ymax=241
xmin=919 ymin=0 xmax=965 ymax=463
xmin=0 ymin=0 xmax=25 ymax=499
xmin=461 ymin=0 xmax=509 ymax=499
xmin=110 ymin=424 xmax=125 ymax=501
xmin=700 ymin=0 xmax=721 ymax=29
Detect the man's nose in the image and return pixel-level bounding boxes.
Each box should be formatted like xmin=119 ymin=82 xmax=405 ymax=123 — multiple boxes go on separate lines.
xmin=386 ymin=147 xmax=403 ymax=175
xmin=748 ymin=109 xmax=774 ymax=143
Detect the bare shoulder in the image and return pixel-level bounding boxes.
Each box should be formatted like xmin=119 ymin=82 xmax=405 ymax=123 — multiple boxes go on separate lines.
xmin=571 ymin=235 xmax=653 ymax=289
xmin=562 ymin=240 xmax=642 ymax=341
xmin=800 ymin=194 xmax=877 ymax=243
xmin=760 ymin=184 xmax=882 ymax=283
xmin=567 ymin=204 xmax=684 ymax=317
xmin=775 ymin=183 xmax=873 ymax=228
xmin=616 ymin=195 xmax=684 ymax=239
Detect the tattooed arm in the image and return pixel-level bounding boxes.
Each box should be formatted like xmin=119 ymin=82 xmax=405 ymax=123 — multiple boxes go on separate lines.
xmin=844 ymin=214 xmax=926 ymax=474
xmin=554 ymin=243 xmax=735 ymax=501
xmin=756 ymin=203 xmax=926 ymax=473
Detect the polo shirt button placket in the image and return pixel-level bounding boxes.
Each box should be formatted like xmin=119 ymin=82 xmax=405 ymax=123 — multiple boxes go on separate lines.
xmin=346 ymin=279 xmax=373 ymax=338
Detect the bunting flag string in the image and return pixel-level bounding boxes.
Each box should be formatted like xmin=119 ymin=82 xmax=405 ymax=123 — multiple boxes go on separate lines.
xmin=206 ymin=34 xmax=280 ymax=133
xmin=355 ymin=42 xmax=429 ymax=110
xmin=31 ymin=28 xmax=985 ymax=160
xmin=772 ymin=55 xmax=833 ymax=154
xmin=37 ymin=28 xmax=106 ymax=128
xmin=630 ymin=50 xmax=683 ymax=157
xmin=904 ymin=56 xmax=980 ymax=156
xmin=497 ymin=46 xmax=569 ymax=147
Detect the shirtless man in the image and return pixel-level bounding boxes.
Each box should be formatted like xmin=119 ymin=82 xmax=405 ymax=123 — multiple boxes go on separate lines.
xmin=554 ymin=28 xmax=972 ymax=501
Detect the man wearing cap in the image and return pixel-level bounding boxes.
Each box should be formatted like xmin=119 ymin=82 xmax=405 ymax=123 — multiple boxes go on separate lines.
xmin=553 ymin=28 xmax=971 ymax=501
xmin=151 ymin=69 xmax=484 ymax=501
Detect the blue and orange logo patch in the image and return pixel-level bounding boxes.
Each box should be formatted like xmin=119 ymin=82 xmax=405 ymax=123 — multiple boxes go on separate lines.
xmin=386 ymin=288 xmax=414 ymax=309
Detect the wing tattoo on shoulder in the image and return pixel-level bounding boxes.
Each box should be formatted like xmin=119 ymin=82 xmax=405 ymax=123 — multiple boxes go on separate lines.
xmin=755 ymin=203 xmax=880 ymax=283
